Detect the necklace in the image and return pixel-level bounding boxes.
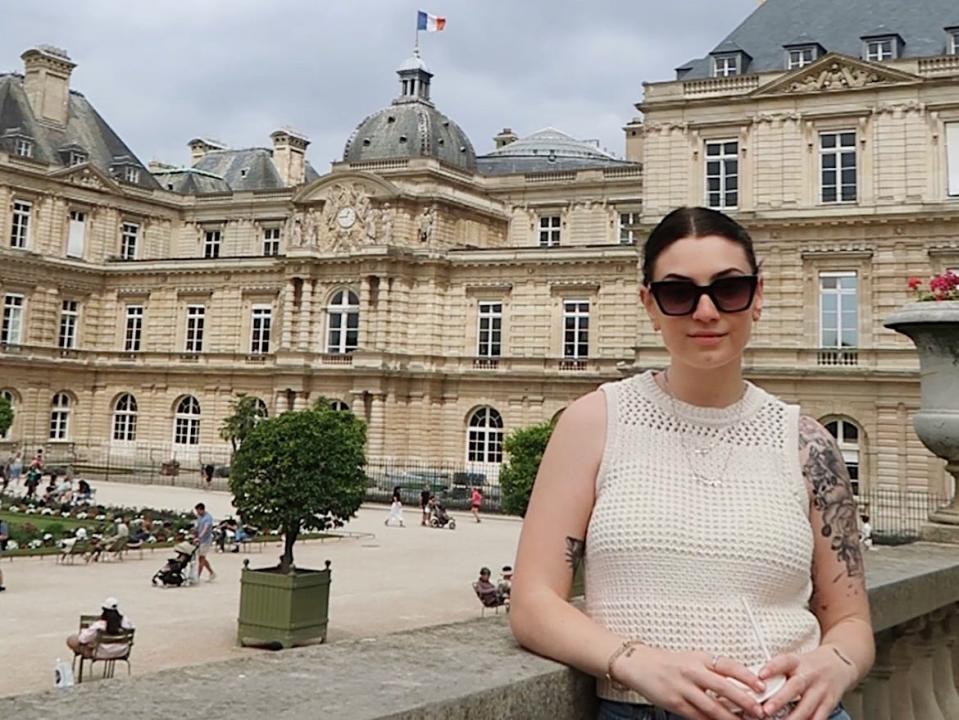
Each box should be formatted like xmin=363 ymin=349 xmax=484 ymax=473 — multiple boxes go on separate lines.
xmin=661 ymin=369 xmax=748 ymax=488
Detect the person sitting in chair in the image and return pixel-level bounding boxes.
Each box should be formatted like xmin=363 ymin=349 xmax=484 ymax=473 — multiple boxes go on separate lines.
xmin=66 ymin=597 xmax=134 ymax=660
xmin=474 ymin=567 xmax=506 ymax=607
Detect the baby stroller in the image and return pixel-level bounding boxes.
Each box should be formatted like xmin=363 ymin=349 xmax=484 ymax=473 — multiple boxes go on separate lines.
xmin=152 ymin=541 xmax=198 ymax=587
xmin=429 ymin=502 xmax=456 ymax=530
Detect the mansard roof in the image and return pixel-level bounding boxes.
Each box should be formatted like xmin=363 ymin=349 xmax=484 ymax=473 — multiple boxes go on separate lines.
xmin=152 ymin=148 xmax=320 ymax=195
xmin=677 ymin=0 xmax=959 ymax=80
xmin=0 ymin=73 xmax=158 ymax=190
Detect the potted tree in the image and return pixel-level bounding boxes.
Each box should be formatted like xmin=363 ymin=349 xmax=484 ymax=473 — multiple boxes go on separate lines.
xmin=884 ymin=270 xmax=959 ymax=537
xmin=230 ymin=401 xmax=367 ymax=648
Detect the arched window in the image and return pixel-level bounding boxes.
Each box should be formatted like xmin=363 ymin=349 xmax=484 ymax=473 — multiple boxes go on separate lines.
xmin=327 ymin=289 xmax=359 ymax=354
xmin=824 ymin=418 xmax=861 ymax=495
xmin=174 ymin=395 xmax=201 ymax=446
xmin=467 ymin=407 xmax=504 ymax=464
xmin=252 ymin=397 xmax=269 ymax=420
xmin=330 ymin=400 xmax=350 ymax=412
xmin=0 ymin=389 xmax=15 ymax=440
xmin=112 ymin=393 xmax=138 ymax=442
xmin=49 ymin=392 xmax=71 ymax=441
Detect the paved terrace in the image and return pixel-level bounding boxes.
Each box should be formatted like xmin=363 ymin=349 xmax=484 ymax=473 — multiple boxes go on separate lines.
xmin=0 ymin=482 xmax=521 ymax=699
xmin=3 ymin=543 xmax=959 ymax=719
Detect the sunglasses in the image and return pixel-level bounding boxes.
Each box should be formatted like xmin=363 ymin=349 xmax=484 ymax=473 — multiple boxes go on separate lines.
xmin=648 ymin=275 xmax=758 ymax=316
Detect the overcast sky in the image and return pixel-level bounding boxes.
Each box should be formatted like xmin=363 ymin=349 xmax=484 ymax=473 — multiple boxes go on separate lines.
xmin=2 ymin=0 xmax=759 ymax=171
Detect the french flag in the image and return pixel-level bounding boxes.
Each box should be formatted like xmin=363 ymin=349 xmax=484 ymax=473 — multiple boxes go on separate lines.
xmin=417 ymin=10 xmax=446 ymax=32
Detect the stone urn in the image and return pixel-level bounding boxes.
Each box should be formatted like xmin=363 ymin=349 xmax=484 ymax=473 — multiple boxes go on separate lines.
xmin=884 ymin=301 xmax=959 ymax=530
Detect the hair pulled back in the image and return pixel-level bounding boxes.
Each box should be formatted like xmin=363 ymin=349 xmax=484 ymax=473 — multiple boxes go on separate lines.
xmin=642 ymin=207 xmax=759 ymax=285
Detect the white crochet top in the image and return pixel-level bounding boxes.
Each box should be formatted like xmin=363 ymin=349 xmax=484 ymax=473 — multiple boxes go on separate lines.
xmin=586 ymin=371 xmax=821 ymax=704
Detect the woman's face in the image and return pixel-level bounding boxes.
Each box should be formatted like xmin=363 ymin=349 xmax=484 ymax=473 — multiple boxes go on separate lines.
xmin=640 ymin=234 xmax=763 ymax=371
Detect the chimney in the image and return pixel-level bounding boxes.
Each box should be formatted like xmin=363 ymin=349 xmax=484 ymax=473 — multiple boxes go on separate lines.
xmin=188 ymin=137 xmax=227 ymax=166
xmin=494 ymin=128 xmax=518 ymax=149
xmin=21 ymin=45 xmax=76 ymax=126
xmin=623 ymin=117 xmax=644 ymax=163
xmin=270 ymin=128 xmax=310 ymax=187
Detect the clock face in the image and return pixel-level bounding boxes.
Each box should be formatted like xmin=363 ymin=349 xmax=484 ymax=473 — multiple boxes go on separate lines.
xmin=337 ymin=207 xmax=357 ymax=229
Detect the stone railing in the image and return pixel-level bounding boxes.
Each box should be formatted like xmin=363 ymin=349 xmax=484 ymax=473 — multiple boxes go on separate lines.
xmin=683 ymin=74 xmax=760 ymax=97
xmin=918 ymin=55 xmax=959 ymax=77
xmin=4 ymin=543 xmax=958 ymax=719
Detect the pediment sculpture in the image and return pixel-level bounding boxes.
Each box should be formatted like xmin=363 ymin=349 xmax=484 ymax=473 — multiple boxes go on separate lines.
xmin=289 ymin=182 xmax=395 ymax=252
xmin=789 ymin=62 xmax=881 ymax=93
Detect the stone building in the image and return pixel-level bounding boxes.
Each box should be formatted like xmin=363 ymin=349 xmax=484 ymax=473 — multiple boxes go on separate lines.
xmin=1 ymin=0 xmax=957 ymax=507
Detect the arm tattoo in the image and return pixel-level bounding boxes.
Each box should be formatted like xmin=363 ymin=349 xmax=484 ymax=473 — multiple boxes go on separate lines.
xmin=832 ymin=647 xmax=853 ymax=667
xmin=565 ymin=536 xmax=585 ymax=574
xmin=799 ymin=415 xmax=864 ymax=581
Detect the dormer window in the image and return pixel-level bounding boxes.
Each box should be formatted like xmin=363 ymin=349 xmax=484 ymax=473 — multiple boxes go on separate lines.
xmin=68 ymin=151 xmax=87 ymax=166
xmin=14 ymin=138 xmax=33 ymax=158
xmin=948 ymin=27 xmax=959 ymax=55
xmin=123 ymin=166 xmax=140 ymax=184
xmin=787 ymin=46 xmax=816 ymax=69
xmin=861 ymin=29 xmax=903 ymax=62
xmin=865 ymin=38 xmax=894 ymax=61
xmin=713 ymin=54 xmax=741 ymax=77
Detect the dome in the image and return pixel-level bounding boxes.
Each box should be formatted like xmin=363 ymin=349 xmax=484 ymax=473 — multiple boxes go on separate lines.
xmin=483 ymin=127 xmax=617 ymax=162
xmin=343 ymin=51 xmax=476 ymax=172
xmin=477 ymin=127 xmax=632 ymax=176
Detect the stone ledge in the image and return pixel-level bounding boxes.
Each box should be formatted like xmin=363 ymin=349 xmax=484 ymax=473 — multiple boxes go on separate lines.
xmin=3 ymin=544 xmax=959 ymax=720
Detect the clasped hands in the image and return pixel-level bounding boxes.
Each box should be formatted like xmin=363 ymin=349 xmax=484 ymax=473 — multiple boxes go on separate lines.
xmin=612 ymin=644 xmax=854 ymax=720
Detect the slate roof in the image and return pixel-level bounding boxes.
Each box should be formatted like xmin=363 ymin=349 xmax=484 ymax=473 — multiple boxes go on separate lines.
xmin=678 ymin=0 xmax=959 ymax=79
xmin=477 ymin=127 xmax=635 ymax=176
xmin=0 ymin=73 xmax=159 ymax=190
xmin=152 ymin=148 xmax=321 ymax=195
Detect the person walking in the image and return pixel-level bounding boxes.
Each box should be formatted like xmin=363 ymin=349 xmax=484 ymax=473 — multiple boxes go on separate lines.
xmin=470 ymin=486 xmax=483 ymax=523
xmin=0 ymin=518 xmax=8 ymax=591
xmin=192 ymin=502 xmax=216 ymax=581
xmin=509 ymin=207 xmax=873 ymax=720
xmin=420 ymin=484 xmax=431 ymax=526
xmin=385 ymin=486 xmax=406 ymax=527
xmin=8 ymin=452 xmax=22 ymax=491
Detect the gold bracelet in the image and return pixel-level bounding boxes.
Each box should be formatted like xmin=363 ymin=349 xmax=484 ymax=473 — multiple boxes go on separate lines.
xmin=605 ymin=640 xmax=641 ymax=691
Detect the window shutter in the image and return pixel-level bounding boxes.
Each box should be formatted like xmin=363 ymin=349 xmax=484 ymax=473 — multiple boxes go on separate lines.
xmin=947 ymin=123 xmax=959 ymax=197
xmin=67 ymin=215 xmax=85 ymax=258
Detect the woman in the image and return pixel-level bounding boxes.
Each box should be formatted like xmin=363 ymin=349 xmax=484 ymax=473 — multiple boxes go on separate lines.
xmin=510 ymin=207 xmax=873 ymax=720
xmin=385 ymin=486 xmax=406 ymax=527
xmin=470 ymin=487 xmax=483 ymax=523
xmin=66 ymin=597 xmax=134 ymax=660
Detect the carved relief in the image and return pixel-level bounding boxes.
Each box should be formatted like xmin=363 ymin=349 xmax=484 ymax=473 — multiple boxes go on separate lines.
xmin=788 ymin=62 xmax=882 ymax=93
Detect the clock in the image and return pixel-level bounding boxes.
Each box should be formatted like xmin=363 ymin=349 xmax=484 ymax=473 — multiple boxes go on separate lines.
xmin=336 ymin=207 xmax=357 ymax=229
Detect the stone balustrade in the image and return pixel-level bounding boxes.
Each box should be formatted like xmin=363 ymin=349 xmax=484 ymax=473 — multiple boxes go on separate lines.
xmin=2 ymin=543 xmax=958 ymax=719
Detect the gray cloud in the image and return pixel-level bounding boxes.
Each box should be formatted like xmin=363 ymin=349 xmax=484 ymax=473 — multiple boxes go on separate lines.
xmin=1 ymin=0 xmax=758 ymax=171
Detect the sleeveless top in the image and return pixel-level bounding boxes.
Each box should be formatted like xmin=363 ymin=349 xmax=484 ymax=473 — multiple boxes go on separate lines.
xmin=586 ymin=371 xmax=821 ymax=704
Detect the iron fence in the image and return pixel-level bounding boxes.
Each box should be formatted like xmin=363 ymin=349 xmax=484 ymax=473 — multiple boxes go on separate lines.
xmin=857 ymin=488 xmax=949 ymax=544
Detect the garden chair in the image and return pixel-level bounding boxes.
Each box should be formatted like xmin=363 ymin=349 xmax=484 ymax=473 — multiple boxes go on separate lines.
xmin=101 ymin=536 xmax=128 ymax=562
xmin=73 ymin=618 xmax=135 ymax=683
xmin=57 ymin=539 xmax=89 ymax=564
xmin=472 ymin=581 xmax=508 ymax=617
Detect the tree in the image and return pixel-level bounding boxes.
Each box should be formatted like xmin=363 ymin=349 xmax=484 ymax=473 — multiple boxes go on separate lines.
xmin=0 ymin=396 xmax=12 ymax=439
xmin=219 ymin=394 xmax=267 ymax=454
xmin=229 ymin=404 xmax=367 ymax=572
xmin=499 ymin=421 xmax=555 ymax=517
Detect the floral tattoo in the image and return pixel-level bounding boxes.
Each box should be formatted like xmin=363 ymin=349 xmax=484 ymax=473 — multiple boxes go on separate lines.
xmin=799 ymin=415 xmax=864 ymax=582
xmin=565 ymin=536 xmax=585 ymax=575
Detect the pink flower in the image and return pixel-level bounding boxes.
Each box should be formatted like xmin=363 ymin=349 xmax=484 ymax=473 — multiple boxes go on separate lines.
xmin=907 ymin=277 xmax=922 ymax=290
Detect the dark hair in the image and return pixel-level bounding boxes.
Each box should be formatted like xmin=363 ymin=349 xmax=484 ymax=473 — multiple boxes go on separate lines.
xmin=195 ymin=502 xmax=205 ymax=511
xmin=101 ymin=608 xmax=123 ymax=634
xmin=642 ymin=207 xmax=760 ymax=285
xmin=480 ymin=566 xmax=491 ymax=575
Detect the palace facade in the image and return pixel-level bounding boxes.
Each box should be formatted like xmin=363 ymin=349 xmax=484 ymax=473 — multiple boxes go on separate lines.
xmin=1 ymin=0 xmax=958 ymax=501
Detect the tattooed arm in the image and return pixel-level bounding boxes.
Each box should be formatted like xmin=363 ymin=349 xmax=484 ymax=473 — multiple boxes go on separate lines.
xmin=757 ymin=416 xmax=875 ymax=719
xmin=799 ymin=415 xmax=873 ymax=676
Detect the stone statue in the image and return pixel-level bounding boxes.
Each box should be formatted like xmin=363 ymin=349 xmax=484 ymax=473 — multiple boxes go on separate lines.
xmin=303 ymin=208 xmax=318 ymax=246
xmin=381 ymin=203 xmax=394 ymax=244
xmin=364 ymin=208 xmax=377 ymax=243
xmin=289 ymin=215 xmax=304 ymax=247
xmin=418 ymin=207 xmax=434 ymax=243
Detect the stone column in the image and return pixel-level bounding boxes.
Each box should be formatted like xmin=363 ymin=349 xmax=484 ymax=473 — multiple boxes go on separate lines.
xmin=905 ymin=617 xmax=945 ymax=720
xmin=886 ymin=628 xmax=918 ymax=720
xmin=281 ymin=279 xmax=296 ymax=350
xmin=312 ymin=281 xmax=325 ymax=352
xmin=842 ymin=685 xmax=864 ymax=720
xmin=931 ymin=608 xmax=959 ymax=717
xmin=297 ymin=278 xmax=314 ymax=351
xmin=368 ymin=393 xmax=386 ymax=459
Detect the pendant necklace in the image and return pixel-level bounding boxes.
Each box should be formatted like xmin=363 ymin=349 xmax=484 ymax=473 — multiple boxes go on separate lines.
xmin=661 ymin=369 xmax=748 ymax=488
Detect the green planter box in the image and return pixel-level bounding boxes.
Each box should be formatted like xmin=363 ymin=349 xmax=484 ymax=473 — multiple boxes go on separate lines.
xmin=237 ymin=559 xmax=332 ymax=649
